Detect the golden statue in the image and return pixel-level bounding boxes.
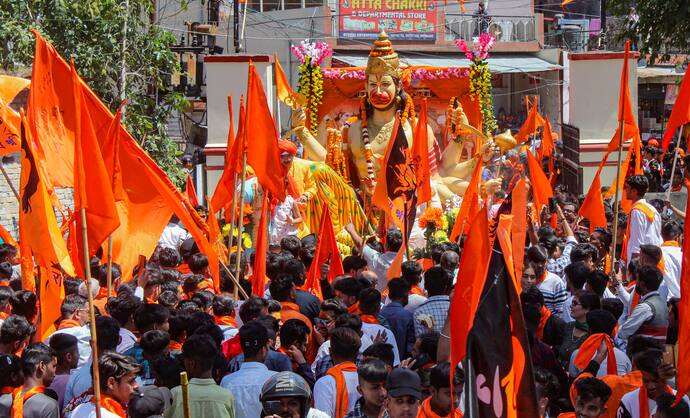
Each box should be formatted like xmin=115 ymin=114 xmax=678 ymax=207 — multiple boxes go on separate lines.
xmin=291 ymin=32 xmax=498 ymax=204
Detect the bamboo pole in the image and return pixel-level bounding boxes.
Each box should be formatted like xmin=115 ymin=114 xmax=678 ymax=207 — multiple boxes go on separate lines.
xmin=106 ymin=237 xmax=113 ymax=298
xmin=180 ymin=371 xmax=191 ymax=418
xmin=666 ymin=129 xmax=683 ymax=201
xmin=227 ymin=175 xmax=239 ymax=259
xmin=233 ymin=152 xmax=248 ymax=299
xmin=220 ymin=263 xmax=249 ymax=300
xmin=80 ymin=208 xmax=102 ymax=418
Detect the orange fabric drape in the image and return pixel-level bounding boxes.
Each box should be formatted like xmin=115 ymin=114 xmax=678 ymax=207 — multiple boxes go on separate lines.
xmin=573 ymin=333 xmax=617 ymax=375
xmin=608 ymin=41 xmax=639 ymax=153
xmin=11 ymin=385 xmax=45 ymax=418
xmin=536 ymin=306 xmax=552 ymax=340
xmin=100 ymin=394 xmax=127 ymax=418
xmin=215 ymin=316 xmax=238 ymax=328
xmin=360 ymin=315 xmax=379 ymax=324
xmin=326 ymin=361 xmax=358 ymax=418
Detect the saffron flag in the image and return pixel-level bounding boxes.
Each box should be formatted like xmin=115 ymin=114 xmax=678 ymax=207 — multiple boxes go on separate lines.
xmin=274 ymin=53 xmax=306 ymax=110
xmin=71 ymin=62 xmax=120 ymax=259
xmin=373 ymin=115 xmax=417 ymax=237
xmin=449 ymin=207 xmax=491 ymax=372
xmin=0 ymin=224 xmax=16 ymax=248
xmin=605 ymin=135 xmax=642 ymax=213
xmin=514 ymin=103 xmax=545 ymax=144
xmin=0 ymin=75 xmax=29 ymax=104
xmin=101 ymin=101 xmax=126 ymax=202
xmin=0 ymin=101 xmax=21 ymax=157
xmin=210 ymin=96 xmax=237 ymax=212
xmin=561 ymin=0 xmax=573 ymax=7
xmin=246 ymin=63 xmax=286 ymax=201
xmin=675 ymin=178 xmax=690 ymax=405
xmin=538 ymin=117 xmax=556 ymax=178
xmin=185 ymin=174 xmax=199 ymax=208
xmin=608 ymin=40 xmax=639 ymax=153
xmin=19 ymin=113 xmax=74 ymax=339
xmin=449 ymin=156 xmax=482 ymax=242
xmin=411 ymin=99 xmax=432 ymax=205
xmin=578 ymin=162 xmax=608 ymax=231
xmin=465 ymin=234 xmax=540 ymax=417
xmin=526 ymin=149 xmax=554 ymax=214
xmin=206 ymin=198 xmax=228 ymax=265
xmin=662 ymin=67 xmax=690 ymax=150
xmin=304 ymin=205 xmax=345 ymax=299
xmin=252 ymin=193 xmax=269 ymax=298
xmin=510 ymin=178 xmax=528 ymax=285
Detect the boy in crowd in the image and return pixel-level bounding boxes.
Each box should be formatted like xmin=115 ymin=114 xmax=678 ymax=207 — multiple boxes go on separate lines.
xmin=346 ymin=359 xmax=388 ymax=418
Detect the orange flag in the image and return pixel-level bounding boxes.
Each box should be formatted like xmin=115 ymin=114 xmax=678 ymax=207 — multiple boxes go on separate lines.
xmin=662 ymin=66 xmax=690 ymax=150
xmin=0 ymin=101 xmax=21 ymax=157
xmin=210 ymin=96 xmax=237 ymax=213
xmin=561 ymin=0 xmax=573 ymax=6
xmin=511 ymin=178 xmax=528 ymax=283
xmin=449 ymin=206 xmax=491 ymax=369
xmin=71 ymin=62 xmax=120 ymax=259
xmin=515 ymin=103 xmax=545 ymax=144
xmin=304 ymin=205 xmax=345 ymax=299
xmin=526 ymin=149 xmax=554 ymax=214
xmin=185 ymin=174 xmax=199 ymax=208
xmin=246 ymin=62 xmax=286 ymax=202
xmin=605 ymin=135 xmax=642 ymax=213
xmin=252 ymin=193 xmax=269 ymax=298
xmin=449 ymin=156 xmax=482 ymax=242
xmin=0 ymin=75 xmax=29 ymax=104
xmin=274 ymin=53 xmax=306 ymax=110
xmin=578 ymin=161 xmax=608 ymax=231
xmin=608 ymin=40 xmax=638 ymax=153
xmin=27 ymin=30 xmax=77 ymax=188
xmin=101 ymin=101 xmax=126 ymax=202
xmin=497 ymin=215 xmax=517 ymax=289
xmin=19 ymin=113 xmax=74 ymax=339
xmin=0 ymin=224 xmax=17 ymax=248
xmin=675 ymin=178 xmax=690 ymax=405
xmin=412 ymin=99 xmax=432 ymax=205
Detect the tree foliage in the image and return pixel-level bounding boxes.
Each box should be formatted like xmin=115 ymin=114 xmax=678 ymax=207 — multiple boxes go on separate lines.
xmin=0 ymin=0 xmax=188 ymax=183
xmin=608 ymin=0 xmax=690 ymax=60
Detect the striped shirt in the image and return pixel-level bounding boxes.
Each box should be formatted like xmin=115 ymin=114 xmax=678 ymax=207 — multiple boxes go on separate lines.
xmin=537 ymin=272 xmax=568 ymax=317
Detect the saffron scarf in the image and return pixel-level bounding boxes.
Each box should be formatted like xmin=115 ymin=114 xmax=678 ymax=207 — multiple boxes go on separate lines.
xmin=416 ymin=397 xmax=463 ymax=417
xmin=536 ymin=271 xmax=548 ymax=286
xmin=58 ymin=319 xmax=82 ymax=330
xmin=100 ymin=394 xmax=127 ymax=418
xmin=360 ymin=315 xmax=379 ymax=325
xmin=347 ymin=302 xmax=360 ymax=315
xmin=0 ymin=311 xmax=9 ymax=321
xmin=325 ymin=361 xmax=357 ymax=418
xmin=573 ymin=333 xmax=617 ymax=375
xmin=11 ymin=385 xmax=45 ymax=418
xmin=624 ymin=201 xmax=656 ymax=261
xmin=169 ymin=340 xmax=183 ymax=352
xmin=536 ymin=306 xmax=551 ymax=340
xmin=215 ymin=315 xmax=238 ymax=328
xmin=411 ymin=286 xmax=424 ymax=296
xmin=281 ymin=301 xmax=301 ymax=313
xmin=95 ymin=286 xmax=109 ymax=300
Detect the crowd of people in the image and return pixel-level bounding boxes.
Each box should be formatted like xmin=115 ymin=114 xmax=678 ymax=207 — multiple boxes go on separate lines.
xmin=0 ymin=151 xmax=688 ymax=418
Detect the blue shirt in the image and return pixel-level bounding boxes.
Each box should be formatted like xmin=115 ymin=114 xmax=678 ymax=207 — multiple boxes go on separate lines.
xmin=220 ymin=362 xmax=276 ymax=418
xmin=227 ymin=349 xmax=291 ymax=373
xmin=413 ymin=295 xmax=450 ymax=337
xmin=379 ymin=301 xmax=416 ymax=358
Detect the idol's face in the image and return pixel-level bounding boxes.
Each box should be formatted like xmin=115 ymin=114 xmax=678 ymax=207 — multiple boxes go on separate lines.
xmin=367 ymin=74 xmax=397 ymax=109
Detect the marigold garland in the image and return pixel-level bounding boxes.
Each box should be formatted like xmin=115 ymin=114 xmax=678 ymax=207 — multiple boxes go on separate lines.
xmin=455 ymin=34 xmax=498 ymax=135
xmin=326 ymin=127 xmax=349 ymax=180
xmin=292 ymin=40 xmax=333 ymax=136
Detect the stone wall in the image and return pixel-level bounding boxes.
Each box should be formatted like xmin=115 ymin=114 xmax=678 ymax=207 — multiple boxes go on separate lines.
xmin=0 ymin=158 xmax=74 ymax=240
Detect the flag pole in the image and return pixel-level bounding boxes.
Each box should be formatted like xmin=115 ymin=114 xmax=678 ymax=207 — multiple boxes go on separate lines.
xmin=233 ymin=151 xmax=248 ymax=299
xmin=610 ymin=43 xmax=630 ymax=266
xmin=79 ymin=208 xmax=102 ymax=418
xmin=666 ymin=129 xmax=684 ymax=201
xmin=403 ymin=196 xmax=410 ymax=260
xmin=0 ymin=163 xmax=19 ymax=202
xmin=106 ymin=237 xmax=113 ymax=298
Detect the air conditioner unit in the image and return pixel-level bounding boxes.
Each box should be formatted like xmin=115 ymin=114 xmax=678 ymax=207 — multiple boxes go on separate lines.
xmin=558 ymin=18 xmax=590 ymax=52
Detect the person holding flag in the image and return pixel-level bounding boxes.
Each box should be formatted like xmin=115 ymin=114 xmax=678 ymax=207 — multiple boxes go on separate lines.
xmin=623 ymin=176 xmax=662 ymax=263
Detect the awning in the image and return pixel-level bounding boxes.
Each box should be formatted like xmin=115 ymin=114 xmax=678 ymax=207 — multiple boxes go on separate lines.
xmin=638 ymin=66 xmax=685 ymax=84
xmin=332 ymin=53 xmax=562 ymax=74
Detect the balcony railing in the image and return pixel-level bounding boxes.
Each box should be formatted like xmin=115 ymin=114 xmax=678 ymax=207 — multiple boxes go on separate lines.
xmin=444 ymin=14 xmax=537 ymax=43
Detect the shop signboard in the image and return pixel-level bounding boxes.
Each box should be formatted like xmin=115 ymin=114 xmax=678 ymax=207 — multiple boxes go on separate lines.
xmin=338 ymin=0 xmax=437 ymax=41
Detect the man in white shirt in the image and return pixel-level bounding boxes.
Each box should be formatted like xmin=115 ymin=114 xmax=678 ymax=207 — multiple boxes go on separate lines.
xmin=220 ymin=321 xmax=276 ymax=418
xmin=313 ymin=328 xmax=361 ymax=417
xmin=624 ymin=176 xmax=662 ymax=262
xmin=69 ymin=352 xmax=140 ymax=418
xmin=104 ymin=294 xmax=142 ymax=354
xmin=157 ymin=216 xmax=191 ymax=251
xmin=45 ymin=294 xmax=92 ymax=367
xmin=345 ymin=225 xmax=404 ymax=292
xmin=660 ymin=221 xmax=682 ymax=300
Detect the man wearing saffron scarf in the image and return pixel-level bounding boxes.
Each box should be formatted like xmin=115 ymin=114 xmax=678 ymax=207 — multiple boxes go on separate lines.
xmin=624 ymin=176 xmax=662 ymax=263
xmin=70 ymin=353 xmax=140 ymax=418
xmin=616 ymin=349 xmax=689 ymax=418
xmin=417 ymin=362 xmax=463 ymax=418
xmin=0 ymin=315 xmax=34 ymax=356
xmin=659 ymin=222 xmax=682 ymax=300
xmin=557 ymin=377 xmax=612 ymax=418
xmin=270 ymin=274 xmax=313 ymax=330
xmin=569 ymin=310 xmax=632 ymax=378
xmin=359 ymin=289 xmax=400 ymax=366
xmin=314 ymin=327 xmax=361 ymax=417
xmin=12 ymin=343 xmax=58 ymax=418
xmin=45 ymin=295 xmax=91 ymax=368
xmin=212 ymin=294 xmax=239 ymax=343
xmin=345 ymin=226 xmax=405 ymax=293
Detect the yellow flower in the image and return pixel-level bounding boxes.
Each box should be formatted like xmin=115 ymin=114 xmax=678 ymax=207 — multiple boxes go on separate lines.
xmin=434 ymin=230 xmax=448 ymax=242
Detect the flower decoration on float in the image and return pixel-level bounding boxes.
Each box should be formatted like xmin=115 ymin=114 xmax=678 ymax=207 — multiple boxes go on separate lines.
xmin=455 ymin=33 xmax=497 ymax=135
xmin=413 ymin=207 xmax=451 ymax=261
xmin=291 ymin=40 xmax=334 ymax=136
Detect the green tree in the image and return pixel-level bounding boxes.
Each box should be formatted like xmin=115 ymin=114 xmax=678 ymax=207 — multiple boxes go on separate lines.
xmin=608 ymin=0 xmax=690 ymax=60
xmin=0 ymin=0 xmax=188 ymax=183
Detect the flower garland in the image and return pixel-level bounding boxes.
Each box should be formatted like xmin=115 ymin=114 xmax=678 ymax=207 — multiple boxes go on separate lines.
xmin=322 ymin=67 xmax=471 ymax=82
xmin=412 ymin=207 xmax=451 ymax=260
xmin=455 ymin=33 xmax=497 ymax=135
xmin=360 ymin=95 xmax=375 ymax=181
xmin=326 ymin=127 xmax=349 ymax=179
xmin=292 ymin=40 xmax=333 ymax=136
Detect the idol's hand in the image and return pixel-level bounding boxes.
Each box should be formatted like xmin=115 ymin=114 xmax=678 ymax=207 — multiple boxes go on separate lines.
xmin=291 ymin=107 xmax=307 ymax=130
